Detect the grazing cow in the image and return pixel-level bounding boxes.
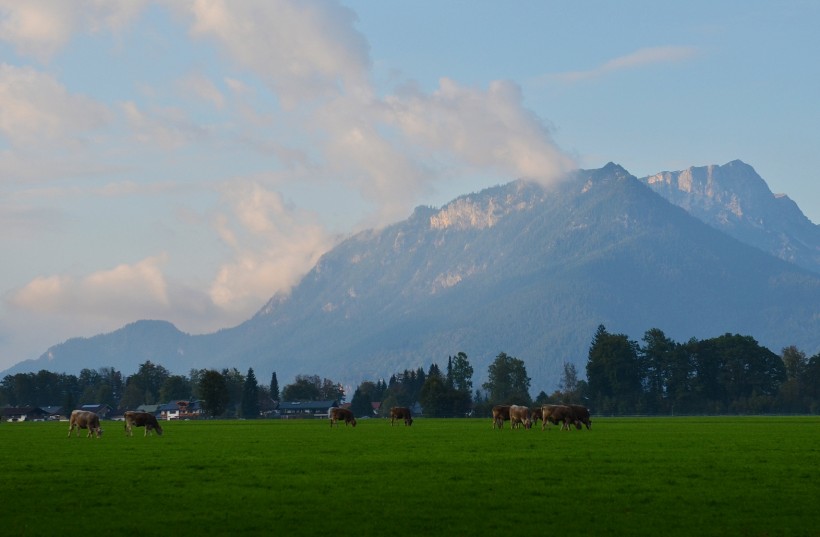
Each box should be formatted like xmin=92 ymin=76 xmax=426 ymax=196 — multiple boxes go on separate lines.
xmin=540 ymin=404 xmax=576 ymax=431
xmin=68 ymin=410 xmax=103 ymax=438
xmin=390 ymin=407 xmax=413 ymax=426
xmin=509 ymin=405 xmax=532 ymax=429
xmin=124 ymin=411 xmax=164 ymax=437
xmin=567 ymin=404 xmax=592 ymax=430
xmin=491 ymin=405 xmax=511 ymax=429
xmin=328 ymin=407 xmax=356 ymax=428
xmin=530 ymin=407 xmax=543 ymax=426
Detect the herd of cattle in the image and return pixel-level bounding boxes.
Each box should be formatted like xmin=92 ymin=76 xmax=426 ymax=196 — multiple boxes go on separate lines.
xmin=67 ymin=403 xmax=589 ymax=437
xmin=329 ymin=404 xmax=590 ymax=431
xmin=493 ymin=404 xmax=592 ymax=430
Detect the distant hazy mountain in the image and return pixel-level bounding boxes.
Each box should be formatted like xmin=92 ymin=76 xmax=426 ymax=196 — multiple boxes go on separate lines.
xmin=6 ymin=163 xmax=820 ymax=392
xmin=640 ymin=160 xmax=820 ymax=275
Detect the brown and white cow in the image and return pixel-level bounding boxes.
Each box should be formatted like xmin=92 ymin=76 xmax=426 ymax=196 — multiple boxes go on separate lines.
xmin=540 ymin=404 xmax=576 ymax=431
xmin=68 ymin=410 xmax=103 ymax=438
xmin=328 ymin=407 xmax=356 ymax=427
xmin=124 ymin=411 xmax=164 ymax=436
xmin=491 ymin=405 xmax=511 ymax=429
xmin=509 ymin=405 xmax=532 ymax=429
xmin=567 ymin=404 xmax=592 ymax=430
xmin=390 ymin=406 xmax=413 ymax=426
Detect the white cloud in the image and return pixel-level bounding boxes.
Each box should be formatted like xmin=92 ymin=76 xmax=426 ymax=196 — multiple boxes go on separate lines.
xmin=548 ymin=46 xmax=699 ymax=83
xmin=386 ymin=78 xmax=575 ymax=185
xmin=0 ymin=64 xmax=110 ymax=147
xmin=120 ymin=100 xmax=205 ymax=150
xmin=184 ymin=0 xmax=371 ymax=107
xmin=0 ymin=0 xmax=148 ymax=62
xmin=177 ymin=72 xmax=226 ymax=109
xmin=209 ymin=178 xmax=334 ymax=313
xmin=10 ymin=255 xmax=170 ymax=317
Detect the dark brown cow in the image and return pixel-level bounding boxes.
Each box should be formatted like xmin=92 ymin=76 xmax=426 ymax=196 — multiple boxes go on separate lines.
xmin=491 ymin=405 xmax=511 ymax=429
xmin=509 ymin=405 xmax=532 ymax=429
xmin=390 ymin=406 xmax=413 ymax=426
xmin=540 ymin=404 xmax=576 ymax=431
xmin=530 ymin=407 xmax=543 ymax=426
xmin=567 ymin=404 xmax=592 ymax=430
xmin=124 ymin=411 xmax=164 ymax=436
xmin=68 ymin=410 xmax=103 ymax=438
xmin=328 ymin=407 xmax=356 ymax=427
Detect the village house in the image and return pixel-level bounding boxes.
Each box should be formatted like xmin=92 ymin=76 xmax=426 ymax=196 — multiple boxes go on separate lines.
xmin=159 ymin=400 xmax=203 ymax=420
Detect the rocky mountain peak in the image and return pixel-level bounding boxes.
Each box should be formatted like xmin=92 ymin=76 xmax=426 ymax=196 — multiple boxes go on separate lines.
xmin=640 ymin=160 xmax=820 ymax=274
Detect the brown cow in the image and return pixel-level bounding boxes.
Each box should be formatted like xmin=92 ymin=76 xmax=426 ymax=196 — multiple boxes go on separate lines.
xmin=530 ymin=407 xmax=543 ymax=426
xmin=328 ymin=407 xmax=356 ymax=428
xmin=491 ymin=405 xmax=511 ymax=429
xmin=68 ymin=410 xmax=103 ymax=438
xmin=124 ymin=411 xmax=164 ymax=437
xmin=567 ymin=404 xmax=592 ymax=430
xmin=390 ymin=407 xmax=413 ymax=426
xmin=540 ymin=404 xmax=576 ymax=431
xmin=509 ymin=405 xmax=532 ymax=429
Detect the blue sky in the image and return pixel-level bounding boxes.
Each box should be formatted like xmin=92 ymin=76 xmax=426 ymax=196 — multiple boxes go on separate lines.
xmin=1 ymin=1 xmax=818 ymax=373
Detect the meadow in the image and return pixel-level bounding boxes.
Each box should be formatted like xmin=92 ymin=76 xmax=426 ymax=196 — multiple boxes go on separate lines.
xmin=1 ymin=416 xmax=818 ymax=537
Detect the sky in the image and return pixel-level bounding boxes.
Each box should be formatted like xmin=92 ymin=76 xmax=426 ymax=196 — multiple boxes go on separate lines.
xmin=1 ymin=0 xmax=818 ymax=374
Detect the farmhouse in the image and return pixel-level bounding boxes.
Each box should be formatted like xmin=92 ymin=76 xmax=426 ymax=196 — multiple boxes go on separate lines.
xmin=278 ymin=400 xmax=339 ymax=419
xmin=2 ymin=406 xmax=49 ymax=422
xmin=159 ymin=400 xmax=203 ymax=420
xmin=79 ymin=404 xmax=112 ymax=418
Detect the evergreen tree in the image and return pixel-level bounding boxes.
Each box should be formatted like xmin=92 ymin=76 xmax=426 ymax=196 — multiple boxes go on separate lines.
xmin=350 ymin=385 xmax=374 ymax=418
xmin=419 ymin=365 xmax=449 ymax=417
xmin=586 ymin=325 xmax=643 ymax=414
xmin=270 ymin=372 xmax=280 ymax=402
xmin=241 ymin=368 xmax=260 ymax=419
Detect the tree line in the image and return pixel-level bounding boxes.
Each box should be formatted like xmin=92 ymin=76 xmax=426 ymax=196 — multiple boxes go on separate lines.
xmin=0 ymin=362 xmax=275 ymax=419
xmin=582 ymin=325 xmax=820 ymax=415
xmin=3 ymin=325 xmax=818 ymax=417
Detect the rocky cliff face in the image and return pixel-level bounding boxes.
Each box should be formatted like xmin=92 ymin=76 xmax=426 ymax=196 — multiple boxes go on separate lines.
xmin=641 ymin=160 xmax=820 ymax=274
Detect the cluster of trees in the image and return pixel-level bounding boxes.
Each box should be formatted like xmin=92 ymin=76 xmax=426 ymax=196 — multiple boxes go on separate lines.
xmin=350 ymin=352 xmax=480 ymax=418
xmin=3 ymin=325 xmax=818 ymax=418
xmin=584 ymin=326 xmax=820 ymax=415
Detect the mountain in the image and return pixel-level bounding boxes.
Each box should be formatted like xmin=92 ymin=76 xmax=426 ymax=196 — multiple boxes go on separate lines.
xmin=640 ymin=160 xmax=820 ymax=274
xmin=6 ymin=163 xmax=820 ymax=391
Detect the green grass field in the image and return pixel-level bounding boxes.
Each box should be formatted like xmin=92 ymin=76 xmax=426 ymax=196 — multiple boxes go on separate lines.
xmin=2 ymin=416 xmax=818 ymax=537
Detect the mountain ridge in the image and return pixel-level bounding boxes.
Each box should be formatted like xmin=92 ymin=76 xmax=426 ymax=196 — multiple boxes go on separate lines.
xmin=5 ymin=161 xmax=820 ymax=392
